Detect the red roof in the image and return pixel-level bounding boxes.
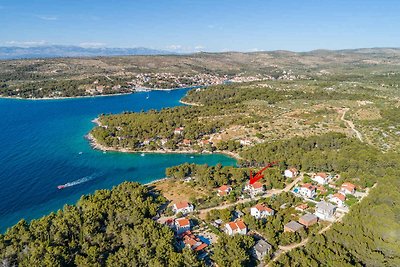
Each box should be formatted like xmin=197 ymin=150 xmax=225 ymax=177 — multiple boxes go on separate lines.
xmin=174 ymin=202 xmax=190 ymax=209
xmin=302 ymin=183 xmax=317 ymax=191
xmin=341 ymin=182 xmax=356 ymax=191
xmin=194 ymin=243 xmax=208 ymax=251
xmin=251 ymin=182 xmax=263 ymax=189
xmin=218 ymin=185 xmax=231 ymax=192
xmin=227 ymin=220 xmax=247 ymax=231
xmin=316 ymin=172 xmax=328 ymax=178
xmin=254 ymin=203 xmax=273 ymax=213
xmin=176 ymin=218 xmax=190 ymax=227
xmin=235 ymin=220 xmax=247 ymax=230
xmin=333 ymin=193 xmax=346 ymax=201
xmin=296 ymin=203 xmax=308 ymax=211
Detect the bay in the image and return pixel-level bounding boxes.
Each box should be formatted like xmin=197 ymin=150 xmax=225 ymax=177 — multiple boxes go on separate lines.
xmin=0 ymin=89 xmax=235 ymax=232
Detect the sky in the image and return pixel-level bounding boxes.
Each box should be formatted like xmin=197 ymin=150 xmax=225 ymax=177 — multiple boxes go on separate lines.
xmin=0 ymin=0 xmax=399 ymax=52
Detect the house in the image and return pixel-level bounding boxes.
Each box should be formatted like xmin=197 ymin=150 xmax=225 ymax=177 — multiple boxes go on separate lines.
xmin=330 ymin=193 xmax=346 ymax=207
xmin=217 ymin=185 xmax=232 ymax=196
xmin=239 ymin=139 xmax=252 ymax=146
xmin=172 ymin=202 xmax=194 ymax=214
xmin=295 ymin=203 xmax=309 ymax=212
xmin=233 ymin=210 xmax=244 ymax=220
xmin=174 ymin=127 xmax=184 ymax=135
xmin=245 ymin=182 xmax=265 ymax=196
xmin=317 ymin=186 xmax=327 ymax=194
xmin=284 ymin=168 xmax=298 ymax=178
xmin=250 ymin=204 xmax=275 ymax=219
xmin=182 ymin=139 xmax=192 ymax=146
xmin=181 ymin=231 xmax=208 ymax=252
xmin=340 ymin=182 xmax=356 ymax=195
xmin=143 ymin=139 xmax=151 ymax=145
xmin=315 ymin=201 xmax=336 ymax=220
xmin=252 ymin=239 xmax=272 ymax=261
xmin=224 ymin=220 xmax=247 ymax=235
xmin=299 ymin=214 xmax=318 ymax=227
xmin=175 ymin=218 xmax=191 ymax=234
xmin=312 ymin=172 xmax=330 ymax=185
xmin=199 ymin=139 xmax=212 ymax=146
xmin=299 ymin=183 xmax=317 ymax=198
xmin=284 ymin=221 xmax=304 ymax=233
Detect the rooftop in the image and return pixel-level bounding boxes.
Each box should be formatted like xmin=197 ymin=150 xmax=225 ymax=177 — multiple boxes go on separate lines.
xmin=285 ymin=221 xmax=304 ymax=232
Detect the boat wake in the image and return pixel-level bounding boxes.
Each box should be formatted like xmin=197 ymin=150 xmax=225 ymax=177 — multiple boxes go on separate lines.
xmin=57 ymin=173 xmax=101 ymax=189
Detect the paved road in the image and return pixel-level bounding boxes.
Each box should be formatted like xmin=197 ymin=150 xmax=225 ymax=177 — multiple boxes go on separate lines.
xmin=197 ymin=174 xmax=304 ymax=219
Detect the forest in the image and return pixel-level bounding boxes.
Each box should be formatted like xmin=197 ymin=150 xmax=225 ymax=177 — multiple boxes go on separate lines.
xmin=0 ymin=182 xmax=202 ymax=266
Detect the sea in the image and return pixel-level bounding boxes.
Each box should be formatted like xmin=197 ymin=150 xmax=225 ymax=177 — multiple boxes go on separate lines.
xmin=0 ymin=89 xmax=236 ymax=233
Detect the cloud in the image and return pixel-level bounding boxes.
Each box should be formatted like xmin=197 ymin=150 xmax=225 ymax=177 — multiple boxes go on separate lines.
xmin=194 ymin=45 xmax=205 ymax=52
xmin=79 ymin=42 xmax=106 ymax=48
xmin=36 ymin=15 xmax=58 ymax=21
xmin=167 ymin=44 xmax=182 ymax=50
xmin=5 ymin=40 xmax=48 ymax=47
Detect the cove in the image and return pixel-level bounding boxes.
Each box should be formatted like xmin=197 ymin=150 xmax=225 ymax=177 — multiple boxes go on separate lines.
xmin=0 ymin=89 xmax=236 ymax=233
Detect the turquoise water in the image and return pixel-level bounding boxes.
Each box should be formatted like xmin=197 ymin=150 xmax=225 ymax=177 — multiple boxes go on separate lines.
xmin=0 ymin=89 xmax=236 ymax=233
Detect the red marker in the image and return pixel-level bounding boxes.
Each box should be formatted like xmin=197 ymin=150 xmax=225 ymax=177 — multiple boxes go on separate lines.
xmin=249 ymin=161 xmax=278 ymax=184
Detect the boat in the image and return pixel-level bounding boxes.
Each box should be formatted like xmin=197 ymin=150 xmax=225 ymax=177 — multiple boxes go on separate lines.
xmin=57 ymin=185 xmax=66 ymax=189
xmin=140 ymin=153 xmax=145 ymax=156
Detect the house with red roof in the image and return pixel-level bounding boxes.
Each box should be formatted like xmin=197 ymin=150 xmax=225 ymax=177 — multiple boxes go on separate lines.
xmin=340 ymin=182 xmax=356 ymax=195
xmin=224 ymin=220 xmax=247 ymax=235
xmin=312 ymin=172 xmax=331 ymax=185
xmin=182 ymin=139 xmax=192 ymax=146
xmin=181 ymin=231 xmax=208 ymax=252
xmin=174 ymin=127 xmax=184 ymax=135
xmin=217 ymin=185 xmax=232 ymax=196
xmin=299 ymin=183 xmax=317 ymax=198
xmin=244 ymin=181 xmax=265 ymax=196
xmin=250 ymin=203 xmax=275 ymax=219
xmin=295 ymin=203 xmax=308 ymax=212
xmin=330 ymin=193 xmax=346 ymax=207
xmin=175 ymin=217 xmax=191 ymax=234
xmin=172 ymin=202 xmax=194 ymax=214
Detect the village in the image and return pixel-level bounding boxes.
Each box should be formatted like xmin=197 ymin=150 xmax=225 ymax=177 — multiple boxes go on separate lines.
xmin=154 ymin=167 xmax=369 ymax=266
xmin=83 ymin=71 xmax=292 ymax=96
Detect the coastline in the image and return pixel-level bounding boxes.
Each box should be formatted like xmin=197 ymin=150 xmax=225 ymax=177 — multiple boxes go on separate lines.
xmin=89 ymin=115 xmax=242 ymax=160
xmin=0 ymin=85 xmax=201 ymax=101
xmin=86 ymin=131 xmax=242 ymax=161
xmin=179 ymin=99 xmax=203 ymax=106
xmin=0 ymin=92 xmax=135 ymax=101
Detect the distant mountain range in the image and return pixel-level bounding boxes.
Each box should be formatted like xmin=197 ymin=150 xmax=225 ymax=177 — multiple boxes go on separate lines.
xmin=0 ymin=45 xmax=175 ymax=59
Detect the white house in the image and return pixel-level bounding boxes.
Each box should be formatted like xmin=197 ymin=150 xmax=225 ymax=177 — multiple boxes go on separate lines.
xmin=175 ymin=217 xmax=191 ymax=234
xmin=284 ymin=168 xmax=298 ymax=178
xmin=312 ymin=172 xmax=330 ymax=185
xmin=224 ymin=220 xmax=247 ymax=235
xmin=252 ymin=239 xmax=272 ymax=261
xmin=299 ymin=183 xmax=317 ymax=198
xmin=340 ymin=182 xmax=356 ymax=195
xmin=330 ymin=193 xmax=346 ymax=207
xmin=315 ymin=201 xmax=336 ymax=220
xmin=250 ymin=204 xmax=275 ymax=219
xmin=172 ymin=202 xmax=194 ymax=214
xmin=174 ymin=127 xmax=184 ymax=135
xmin=245 ymin=182 xmax=265 ymax=196
xmin=217 ymin=185 xmax=232 ymax=196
